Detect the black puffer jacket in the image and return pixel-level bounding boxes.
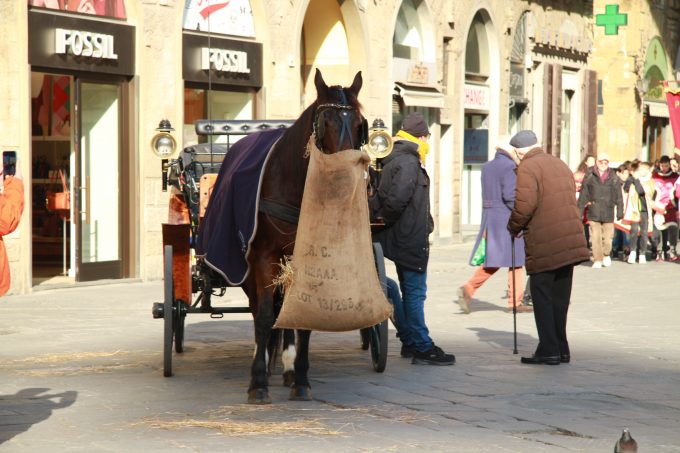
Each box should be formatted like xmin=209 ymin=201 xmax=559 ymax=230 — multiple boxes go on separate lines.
xmin=370 ymin=139 xmax=433 ymax=271
xmin=577 ymin=167 xmax=623 ymax=222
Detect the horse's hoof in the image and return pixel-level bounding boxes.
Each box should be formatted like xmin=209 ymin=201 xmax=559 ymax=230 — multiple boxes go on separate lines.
xmin=282 ymin=370 xmax=295 ymax=388
xmin=289 ymin=385 xmax=312 ymax=401
xmin=247 ymin=388 xmax=271 ymax=405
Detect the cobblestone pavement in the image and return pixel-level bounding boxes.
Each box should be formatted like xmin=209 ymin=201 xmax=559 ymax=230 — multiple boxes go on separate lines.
xmin=1 ymin=243 xmax=679 ymax=452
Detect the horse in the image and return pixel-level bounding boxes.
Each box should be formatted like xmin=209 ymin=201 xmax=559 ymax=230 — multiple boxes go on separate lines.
xmin=241 ymin=69 xmax=366 ymax=404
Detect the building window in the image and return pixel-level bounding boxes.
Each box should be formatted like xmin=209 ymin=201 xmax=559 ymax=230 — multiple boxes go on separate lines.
xmin=183 ymin=88 xmax=253 ymax=145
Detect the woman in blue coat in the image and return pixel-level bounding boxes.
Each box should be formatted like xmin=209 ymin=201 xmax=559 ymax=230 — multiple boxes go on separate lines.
xmin=456 ymin=138 xmax=532 ymax=314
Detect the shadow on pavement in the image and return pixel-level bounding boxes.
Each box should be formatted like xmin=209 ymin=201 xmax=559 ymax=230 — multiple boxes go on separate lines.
xmin=0 ymin=388 xmax=77 ymax=444
xmin=468 ymin=327 xmax=536 ymax=351
xmin=453 ymin=298 xmax=508 ymax=313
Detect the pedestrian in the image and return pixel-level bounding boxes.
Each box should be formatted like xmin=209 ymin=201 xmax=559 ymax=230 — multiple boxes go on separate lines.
xmin=577 ymin=152 xmax=623 ymax=268
xmin=573 ymin=154 xmax=595 ymax=248
xmin=652 ymin=155 xmax=678 ymax=261
xmin=370 ymin=111 xmax=455 ymax=365
xmin=507 ymin=130 xmax=590 ymax=365
xmin=623 ymin=160 xmax=651 ymax=263
xmin=1 ymin=158 xmax=25 ymax=297
xmin=457 ymin=136 xmax=532 ymax=314
xmin=612 ymin=162 xmax=632 ymax=260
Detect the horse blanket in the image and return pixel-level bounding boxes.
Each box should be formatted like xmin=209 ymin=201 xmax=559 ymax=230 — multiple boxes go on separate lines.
xmin=196 ymin=128 xmax=286 ymax=285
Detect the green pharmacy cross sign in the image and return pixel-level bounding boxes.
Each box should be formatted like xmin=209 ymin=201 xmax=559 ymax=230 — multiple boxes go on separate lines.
xmin=596 ymin=4 xmax=628 ymax=35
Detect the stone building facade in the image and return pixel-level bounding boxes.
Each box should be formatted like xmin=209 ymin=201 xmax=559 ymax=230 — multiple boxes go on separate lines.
xmin=591 ymin=0 xmax=680 ymax=164
xmin=0 ymin=0 xmax=677 ymax=294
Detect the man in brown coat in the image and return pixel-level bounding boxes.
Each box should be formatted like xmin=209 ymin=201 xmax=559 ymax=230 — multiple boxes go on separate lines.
xmin=507 ymin=130 xmax=590 ymax=365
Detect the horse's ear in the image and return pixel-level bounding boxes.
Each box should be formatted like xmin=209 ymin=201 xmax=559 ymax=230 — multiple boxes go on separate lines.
xmin=349 ymin=71 xmax=362 ymax=95
xmin=314 ymin=68 xmax=328 ymax=96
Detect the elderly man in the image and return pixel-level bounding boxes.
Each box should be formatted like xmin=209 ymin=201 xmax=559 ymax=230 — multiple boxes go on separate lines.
xmin=507 ymin=130 xmax=590 ymax=365
xmin=577 ymin=152 xmax=624 ymax=268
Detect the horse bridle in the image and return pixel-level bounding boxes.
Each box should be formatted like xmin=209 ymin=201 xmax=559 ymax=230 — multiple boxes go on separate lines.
xmin=313 ymin=90 xmax=367 ymax=152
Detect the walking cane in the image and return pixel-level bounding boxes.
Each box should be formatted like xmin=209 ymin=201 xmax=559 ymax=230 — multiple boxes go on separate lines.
xmin=511 ymin=236 xmax=518 ymax=354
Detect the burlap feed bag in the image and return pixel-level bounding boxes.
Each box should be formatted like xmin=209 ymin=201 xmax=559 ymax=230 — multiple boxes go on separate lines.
xmin=274 ymin=138 xmax=392 ymax=331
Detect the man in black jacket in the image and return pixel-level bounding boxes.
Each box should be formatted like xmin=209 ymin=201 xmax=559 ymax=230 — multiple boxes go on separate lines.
xmin=371 ymin=112 xmax=455 ymax=365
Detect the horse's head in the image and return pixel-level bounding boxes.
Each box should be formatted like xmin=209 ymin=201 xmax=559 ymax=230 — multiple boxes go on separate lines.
xmin=312 ymin=69 xmax=366 ymax=154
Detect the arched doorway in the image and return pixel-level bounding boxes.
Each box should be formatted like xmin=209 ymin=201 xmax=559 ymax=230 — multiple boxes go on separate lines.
xmin=391 ymin=0 xmax=439 ymax=134
xmin=642 ymin=37 xmax=672 ymax=162
xmin=462 ymin=10 xmax=500 ymax=226
xmin=509 ymin=12 xmax=530 ymax=135
xmin=300 ymin=0 xmax=364 ymax=108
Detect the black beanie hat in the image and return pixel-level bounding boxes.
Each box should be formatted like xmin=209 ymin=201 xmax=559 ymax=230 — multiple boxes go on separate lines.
xmin=401 ymin=112 xmax=429 ymax=137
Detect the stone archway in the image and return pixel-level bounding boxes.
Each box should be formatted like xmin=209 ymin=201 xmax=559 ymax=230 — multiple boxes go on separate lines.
xmin=300 ymin=0 xmax=365 ymax=108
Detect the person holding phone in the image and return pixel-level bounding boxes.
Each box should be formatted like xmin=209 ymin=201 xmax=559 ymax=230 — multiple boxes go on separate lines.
xmin=0 ymin=151 xmax=24 ymax=296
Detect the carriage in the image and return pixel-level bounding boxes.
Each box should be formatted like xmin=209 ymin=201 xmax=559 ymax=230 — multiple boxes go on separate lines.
xmin=151 ymin=70 xmax=395 ymax=404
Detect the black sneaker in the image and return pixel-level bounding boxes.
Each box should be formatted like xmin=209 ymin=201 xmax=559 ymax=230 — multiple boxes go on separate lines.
xmin=400 ymin=343 xmax=417 ymax=358
xmin=411 ymin=345 xmax=455 ymax=365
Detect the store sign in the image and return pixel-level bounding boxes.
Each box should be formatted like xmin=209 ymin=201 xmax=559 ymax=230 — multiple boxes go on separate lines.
xmin=183 ymin=33 xmax=262 ymax=88
xmin=200 ymin=48 xmax=250 ymax=74
xmin=407 ymin=63 xmax=429 ymax=85
xmin=509 ymin=62 xmax=524 ymax=99
xmin=55 ymin=28 xmax=118 ymax=60
xmin=28 ymin=10 xmax=134 ymax=76
xmin=464 ymin=84 xmax=489 ymax=110
xmin=537 ymin=27 xmax=591 ymax=53
xmin=463 ymin=129 xmax=489 ymax=164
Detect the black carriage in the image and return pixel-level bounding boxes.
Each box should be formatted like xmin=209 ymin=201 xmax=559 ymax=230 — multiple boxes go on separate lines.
xmin=152 ymin=119 xmax=390 ymax=379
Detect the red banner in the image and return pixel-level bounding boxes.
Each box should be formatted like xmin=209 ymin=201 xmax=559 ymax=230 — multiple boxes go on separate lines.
xmin=664 ymin=81 xmax=680 ymax=155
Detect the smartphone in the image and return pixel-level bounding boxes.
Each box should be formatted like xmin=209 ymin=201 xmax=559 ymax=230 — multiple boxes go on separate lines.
xmin=3 ymin=151 xmax=16 ymax=179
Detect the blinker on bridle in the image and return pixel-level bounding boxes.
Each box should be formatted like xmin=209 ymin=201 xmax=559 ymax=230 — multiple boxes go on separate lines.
xmin=313 ymin=89 xmax=362 ymax=152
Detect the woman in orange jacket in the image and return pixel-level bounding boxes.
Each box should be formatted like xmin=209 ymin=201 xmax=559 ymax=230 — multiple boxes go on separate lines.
xmin=0 ymin=164 xmax=25 ymax=296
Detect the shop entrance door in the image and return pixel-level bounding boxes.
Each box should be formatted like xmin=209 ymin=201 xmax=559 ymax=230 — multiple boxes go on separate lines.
xmin=74 ymin=80 xmax=123 ymax=281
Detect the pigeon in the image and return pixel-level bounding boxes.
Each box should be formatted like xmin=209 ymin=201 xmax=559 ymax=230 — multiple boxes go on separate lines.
xmin=614 ymin=428 xmax=637 ymax=453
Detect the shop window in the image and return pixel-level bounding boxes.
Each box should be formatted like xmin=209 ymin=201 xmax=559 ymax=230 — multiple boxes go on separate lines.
xmin=30 ymin=72 xmax=72 ymax=281
xmin=28 ymin=0 xmax=126 ymax=19
xmin=183 ymin=88 xmax=253 ymax=146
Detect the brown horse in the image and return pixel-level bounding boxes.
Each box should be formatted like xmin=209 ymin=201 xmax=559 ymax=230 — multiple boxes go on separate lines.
xmin=241 ymin=69 xmax=366 ymax=404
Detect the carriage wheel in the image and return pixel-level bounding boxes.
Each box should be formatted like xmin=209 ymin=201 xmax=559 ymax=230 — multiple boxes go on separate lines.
xmin=369 ymin=319 xmax=388 ymax=373
xmin=163 ymin=245 xmax=174 ymax=377
xmin=174 ymin=300 xmax=186 ymax=354
xmin=369 ymin=242 xmax=388 ymax=372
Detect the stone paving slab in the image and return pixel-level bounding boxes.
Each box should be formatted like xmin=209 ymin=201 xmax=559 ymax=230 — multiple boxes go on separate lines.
xmin=1 ymin=243 xmax=679 ymax=452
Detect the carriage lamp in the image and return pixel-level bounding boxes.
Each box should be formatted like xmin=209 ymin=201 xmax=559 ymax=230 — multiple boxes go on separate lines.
xmin=362 ymin=118 xmax=393 ymax=161
xmin=151 ymin=119 xmax=177 ymax=158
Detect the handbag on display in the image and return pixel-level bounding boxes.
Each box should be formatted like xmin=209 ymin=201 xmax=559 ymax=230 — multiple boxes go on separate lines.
xmin=46 ymin=169 xmax=70 ymax=212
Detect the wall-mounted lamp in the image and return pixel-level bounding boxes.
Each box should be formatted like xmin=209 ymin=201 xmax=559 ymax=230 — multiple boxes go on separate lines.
xmin=151 ymin=119 xmax=177 ymax=158
xmin=635 ymin=78 xmax=650 ymax=98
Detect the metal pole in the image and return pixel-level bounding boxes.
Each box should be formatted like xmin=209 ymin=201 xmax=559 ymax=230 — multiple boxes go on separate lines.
xmin=511 ymin=235 xmax=518 ymax=354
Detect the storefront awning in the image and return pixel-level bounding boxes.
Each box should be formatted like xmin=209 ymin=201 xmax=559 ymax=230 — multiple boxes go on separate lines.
xmin=646 ymin=101 xmax=669 ymax=118
xmin=394 ymin=81 xmax=444 ymax=108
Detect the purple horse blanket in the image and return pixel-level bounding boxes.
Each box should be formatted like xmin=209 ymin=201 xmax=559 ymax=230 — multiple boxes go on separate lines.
xmin=196 ymin=128 xmax=286 ymax=285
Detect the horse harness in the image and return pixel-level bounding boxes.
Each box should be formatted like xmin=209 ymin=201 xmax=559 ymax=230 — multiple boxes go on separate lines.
xmin=260 ymin=92 xmax=368 ymax=226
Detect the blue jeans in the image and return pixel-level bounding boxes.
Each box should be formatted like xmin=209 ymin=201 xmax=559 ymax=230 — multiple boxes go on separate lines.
xmin=389 ymin=266 xmax=433 ymax=352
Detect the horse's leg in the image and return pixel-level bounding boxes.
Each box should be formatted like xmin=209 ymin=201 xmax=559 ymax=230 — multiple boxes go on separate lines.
xmin=289 ymin=329 xmax=312 ymax=400
xmin=247 ymin=278 xmax=275 ymax=404
xmin=281 ymin=329 xmax=296 ymax=387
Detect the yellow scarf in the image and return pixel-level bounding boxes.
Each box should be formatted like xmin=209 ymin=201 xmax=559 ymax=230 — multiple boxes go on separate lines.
xmin=396 ymin=130 xmax=430 ymax=163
